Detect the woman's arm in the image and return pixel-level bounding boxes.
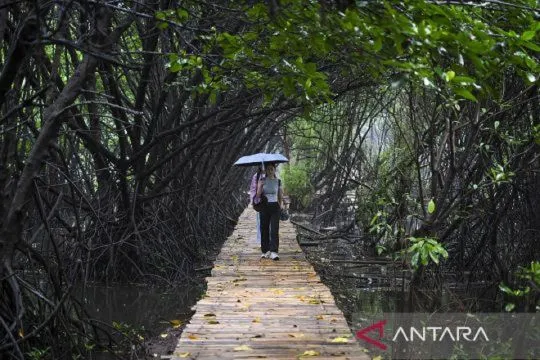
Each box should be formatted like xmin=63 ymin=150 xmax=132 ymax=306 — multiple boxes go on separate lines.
xmin=278 ymin=185 xmax=283 ymax=208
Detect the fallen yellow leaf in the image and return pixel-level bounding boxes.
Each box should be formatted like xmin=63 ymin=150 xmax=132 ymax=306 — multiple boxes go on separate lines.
xmin=330 ymin=336 xmax=348 ymax=343
xmin=207 ymin=319 xmax=219 ymax=324
xmin=288 ymin=333 xmax=305 ymax=338
xmin=252 ymin=317 xmax=261 ymax=323
xmin=178 ymin=352 xmax=191 ymax=358
xmin=269 ymin=288 xmax=284 ymax=295
xmin=234 ymin=345 xmax=252 ymax=351
xmin=372 ymin=356 xmax=383 ymax=360
xmin=204 ymin=313 xmax=216 ymax=317
xmin=187 ymin=334 xmax=198 ymax=340
xmin=160 ymin=333 xmax=168 ymax=338
xmin=300 ymin=350 xmax=320 ymax=357
xmin=316 ymin=315 xmax=324 ymax=320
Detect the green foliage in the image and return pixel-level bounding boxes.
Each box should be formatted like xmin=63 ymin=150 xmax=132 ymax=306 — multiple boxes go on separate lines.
xmin=427 ymin=199 xmax=436 ymax=214
xmin=520 ymin=261 xmax=540 ymax=285
xmin=26 ymin=348 xmax=50 ymax=360
xmin=155 ymin=8 xmax=189 ymax=29
xmin=488 ymin=163 xmax=515 ymax=185
xmin=281 ymin=163 xmax=313 ymax=208
xmin=369 ymin=210 xmax=392 ymax=239
xmin=533 ymin=124 xmax=540 ymax=145
xmin=158 ymin=1 xmax=539 ymax=108
xmin=500 ymin=261 xmax=540 ymax=312
xmin=407 ymin=236 xmax=449 ymax=270
xmin=375 ymin=244 xmax=387 ymax=256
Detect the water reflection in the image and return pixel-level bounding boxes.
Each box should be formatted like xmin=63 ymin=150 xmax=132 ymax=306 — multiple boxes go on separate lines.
xmin=80 ymin=283 xmax=203 ymax=334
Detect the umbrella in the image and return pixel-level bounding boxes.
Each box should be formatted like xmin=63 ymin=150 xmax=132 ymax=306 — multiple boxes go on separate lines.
xmin=233 ymin=153 xmax=289 ymax=167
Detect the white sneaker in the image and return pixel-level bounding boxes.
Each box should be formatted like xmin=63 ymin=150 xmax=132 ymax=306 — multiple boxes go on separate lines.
xmin=270 ymin=252 xmax=280 ymax=260
xmin=261 ymin=251 xmax=271 ymax=259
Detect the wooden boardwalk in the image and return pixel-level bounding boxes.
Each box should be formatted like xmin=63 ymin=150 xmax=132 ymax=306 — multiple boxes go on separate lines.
xmin=173 ymin=208 xmax=369 ymax=359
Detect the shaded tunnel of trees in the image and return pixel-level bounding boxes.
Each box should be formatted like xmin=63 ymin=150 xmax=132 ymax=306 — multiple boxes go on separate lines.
xmin=0 ymin=1 xmax=304 ymax=357
xmin=285 ymin=84 xmax=539 ymax=311
xmin=1 ymin=0 xmax=539 ymax=358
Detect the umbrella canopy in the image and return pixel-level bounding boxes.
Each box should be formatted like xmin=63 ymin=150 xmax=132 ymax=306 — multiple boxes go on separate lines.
xmin=233 ymin=153 xmax=289 ymax=167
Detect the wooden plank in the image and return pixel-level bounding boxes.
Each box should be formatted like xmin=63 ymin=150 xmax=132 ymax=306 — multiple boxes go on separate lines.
xmin=172 ymin=208 xmax=369 ymax=359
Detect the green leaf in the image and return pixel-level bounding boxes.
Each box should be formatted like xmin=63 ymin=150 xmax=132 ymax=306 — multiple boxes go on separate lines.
xmin=452 ymin=76 xmax=475 ymax=84
xmin=427 ymin=199 xmax=436 ymax=214
xmin=420 ymin=249 xmax=429 ymax=266
xmin=373 ymin=37 xmax=382 ymax=52
xmin=408 ymin=243 xmax=421 ymax=253
xmin=444 ymin=71 xmax=455 ymax=82
xmin=411 ymin=252 xmax=419 ymax=268
xmin=440 ymin=248 xmax=448 ymax=259
xmin=521 ymin=31 xmax=536 ymax=41
xmin=370 ymin=212 xmax=381 ymax=226
xmin=429 ymin=251 xmax=440 ymax=265
xmin=505 ymin=303 xmax=515 ymax=312
xmin=176 ymin=8 xmax=189 ymax=21
xmin=455 ymin=88 xmax=477 ymax=102
xmin=522 ymin=41 xmax=540 ymax=52
xmin=155 ymin=11 xmax=166 ymax=20
xmin=169 ymin=61 xmax=182 ymax=73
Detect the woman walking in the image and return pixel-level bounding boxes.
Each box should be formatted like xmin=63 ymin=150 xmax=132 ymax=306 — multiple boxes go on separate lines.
xmin=257 ymin=163 xmax=283 ymax=260
xmin=250 ymin=166 xmax=263 ymax=244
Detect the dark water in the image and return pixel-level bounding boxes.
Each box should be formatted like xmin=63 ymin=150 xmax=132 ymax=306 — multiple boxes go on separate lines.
xmin=81 ymin=283 xmax=203 ymax=331
xmin=320 ymin=265 xmax=406 ymax=321
xmin=79 ymin=282 xmax=204 ymax=358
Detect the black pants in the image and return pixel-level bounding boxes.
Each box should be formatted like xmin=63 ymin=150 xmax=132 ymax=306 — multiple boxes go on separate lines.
xmin=260 ymin=202 xmax=280 ymax=253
